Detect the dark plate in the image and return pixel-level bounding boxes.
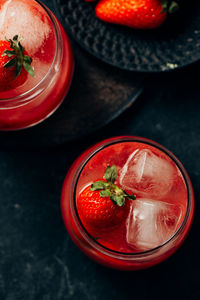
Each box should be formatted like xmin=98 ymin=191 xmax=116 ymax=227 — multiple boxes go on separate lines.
xmin=54 ymin=0 xmax=200 ymax=72
xmin=0 ymin=43 xmax=144 ymax=149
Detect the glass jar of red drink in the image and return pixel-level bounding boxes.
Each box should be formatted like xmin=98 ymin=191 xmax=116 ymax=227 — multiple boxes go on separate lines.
xmin=0 ymin=0 xmax=74 ymax=130
xmin=61 ymin=136 xmax=194 ymax=270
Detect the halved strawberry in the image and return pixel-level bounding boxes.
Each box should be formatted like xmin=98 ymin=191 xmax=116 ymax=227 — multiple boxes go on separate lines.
xmin=77 ymin=165 xmax=136 ymax=235
xmin=0 ymin=35 xmax=34 ymax=92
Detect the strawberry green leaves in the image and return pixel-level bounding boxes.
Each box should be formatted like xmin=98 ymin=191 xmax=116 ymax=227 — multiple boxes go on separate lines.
xmin=104 ymin=165 xmax=117 ymax=183
xmin=100 ymin=189 xmax=111 ymax=197
xmin=91 ymin=181 xmax=109 ymax=191
xmin=2 ymin=35 xmax=34 ymax=79
xmin=90 ymin=165 xmax=136 ymax=207
xmin=168 ymin=1 xmax=179 ymax=14
xmin=23 ymin=55 xmax=34 ymax=77
xmin=161 ymin=0 xmax=168 ymax=12
xmin=161 ymin=0 xmax=179 ymax=14
xmin=110 ymin=195 xmax=126 ymax=207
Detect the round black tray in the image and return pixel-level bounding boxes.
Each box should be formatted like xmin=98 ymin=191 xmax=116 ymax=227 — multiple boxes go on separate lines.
xmin=0 ymin=43 xmax=144 ymax=149
xmin=54 ymin=0 xmax=200 ymax=72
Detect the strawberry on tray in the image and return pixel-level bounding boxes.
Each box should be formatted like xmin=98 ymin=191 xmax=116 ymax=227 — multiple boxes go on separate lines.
xmin=56 ymin=0 xmax=200 ymax=72
xmin=88 ymin=0 xmax=179 ymax=30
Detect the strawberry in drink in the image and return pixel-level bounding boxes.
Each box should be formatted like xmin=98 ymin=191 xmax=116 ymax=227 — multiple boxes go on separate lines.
xmin=0 ymin=0 xmax=74 ymax=130
xmin=61 ymin=136 xmax=194 ymax=270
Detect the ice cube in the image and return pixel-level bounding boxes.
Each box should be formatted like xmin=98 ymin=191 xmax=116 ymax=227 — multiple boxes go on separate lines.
xmin=126 ymin=199 xmax=182 ymax=250
xmin=0 ymin=0 xmax=51 ymax=55
xmin=120 ymin=149 xmax=175 ymax=199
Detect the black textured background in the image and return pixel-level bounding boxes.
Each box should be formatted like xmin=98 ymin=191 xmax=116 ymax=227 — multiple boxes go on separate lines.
xmin=1 ymin=1 xmax=200 ymax=299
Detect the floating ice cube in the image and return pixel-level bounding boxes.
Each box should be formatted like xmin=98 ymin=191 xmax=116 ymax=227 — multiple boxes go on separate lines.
xmin=0 ymin=0 xmax=51 ymax=55
xmin=126 ymin=199 xmax=182 ymax=250
xmin=120 ymin=149 xmax=175 ymax=199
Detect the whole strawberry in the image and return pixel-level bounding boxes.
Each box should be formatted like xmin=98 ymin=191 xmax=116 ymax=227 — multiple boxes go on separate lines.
xmin=0 ymin=35 xmax=34 ymax=92
xmin=95 ymin=0 xmax=179 ymax=29
xmin=77 ymin=165 xmax=135 ymax=234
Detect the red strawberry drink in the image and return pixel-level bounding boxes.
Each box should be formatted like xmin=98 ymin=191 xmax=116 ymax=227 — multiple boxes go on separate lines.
xmin=61 ymin=136 xmax=194 ymax=270
xmin=0 ymin=0 xmax=74 ymax=130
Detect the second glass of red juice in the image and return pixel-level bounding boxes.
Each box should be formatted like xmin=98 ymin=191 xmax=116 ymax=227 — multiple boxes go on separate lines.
xmin=61 ymin=136 xmax=194 ymax=270
xmin=0 ymin=0 xmax=74 ymax=130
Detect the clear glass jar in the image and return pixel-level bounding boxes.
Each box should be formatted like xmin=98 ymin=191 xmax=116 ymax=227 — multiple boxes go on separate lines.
xmin=61 ymin=136 xmax=194 ymax=270
xmin=0 ymin=0 xmax=74 ymax=130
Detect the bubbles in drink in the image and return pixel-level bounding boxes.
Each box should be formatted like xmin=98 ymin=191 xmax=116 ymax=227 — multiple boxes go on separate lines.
xmin=126 ymin=199 xmax=182 ymax=250
xmin=120 ymin=149 xmax=175 ymax=199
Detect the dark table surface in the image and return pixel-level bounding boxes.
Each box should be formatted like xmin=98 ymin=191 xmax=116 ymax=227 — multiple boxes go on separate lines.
xmin=1 ymin=1 xmax=200 ymax=299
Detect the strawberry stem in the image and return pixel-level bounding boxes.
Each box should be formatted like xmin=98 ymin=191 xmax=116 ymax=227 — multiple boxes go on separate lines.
xmin=161 ymin=0 xmax=179 ymax=14
xmin=90 ymin=165 xmax=136 ymax=207
xmin=2 ymin=35 xmax=34 ymax=79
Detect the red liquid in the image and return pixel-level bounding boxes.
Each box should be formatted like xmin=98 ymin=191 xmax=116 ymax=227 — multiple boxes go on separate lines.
xmin=76 ymin=142 xmax=188 ymax=253
xmin=61 ymin=137 xmax=194 ymax=270
xmin=0 ymin=0 xmax=74 ymax=130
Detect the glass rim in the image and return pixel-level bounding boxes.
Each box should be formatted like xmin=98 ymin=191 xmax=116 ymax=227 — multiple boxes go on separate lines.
xmin=71 ymin=136 xmax=193 ymax=259
xmin=0 ymin=0 xmax=59 ymax=102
